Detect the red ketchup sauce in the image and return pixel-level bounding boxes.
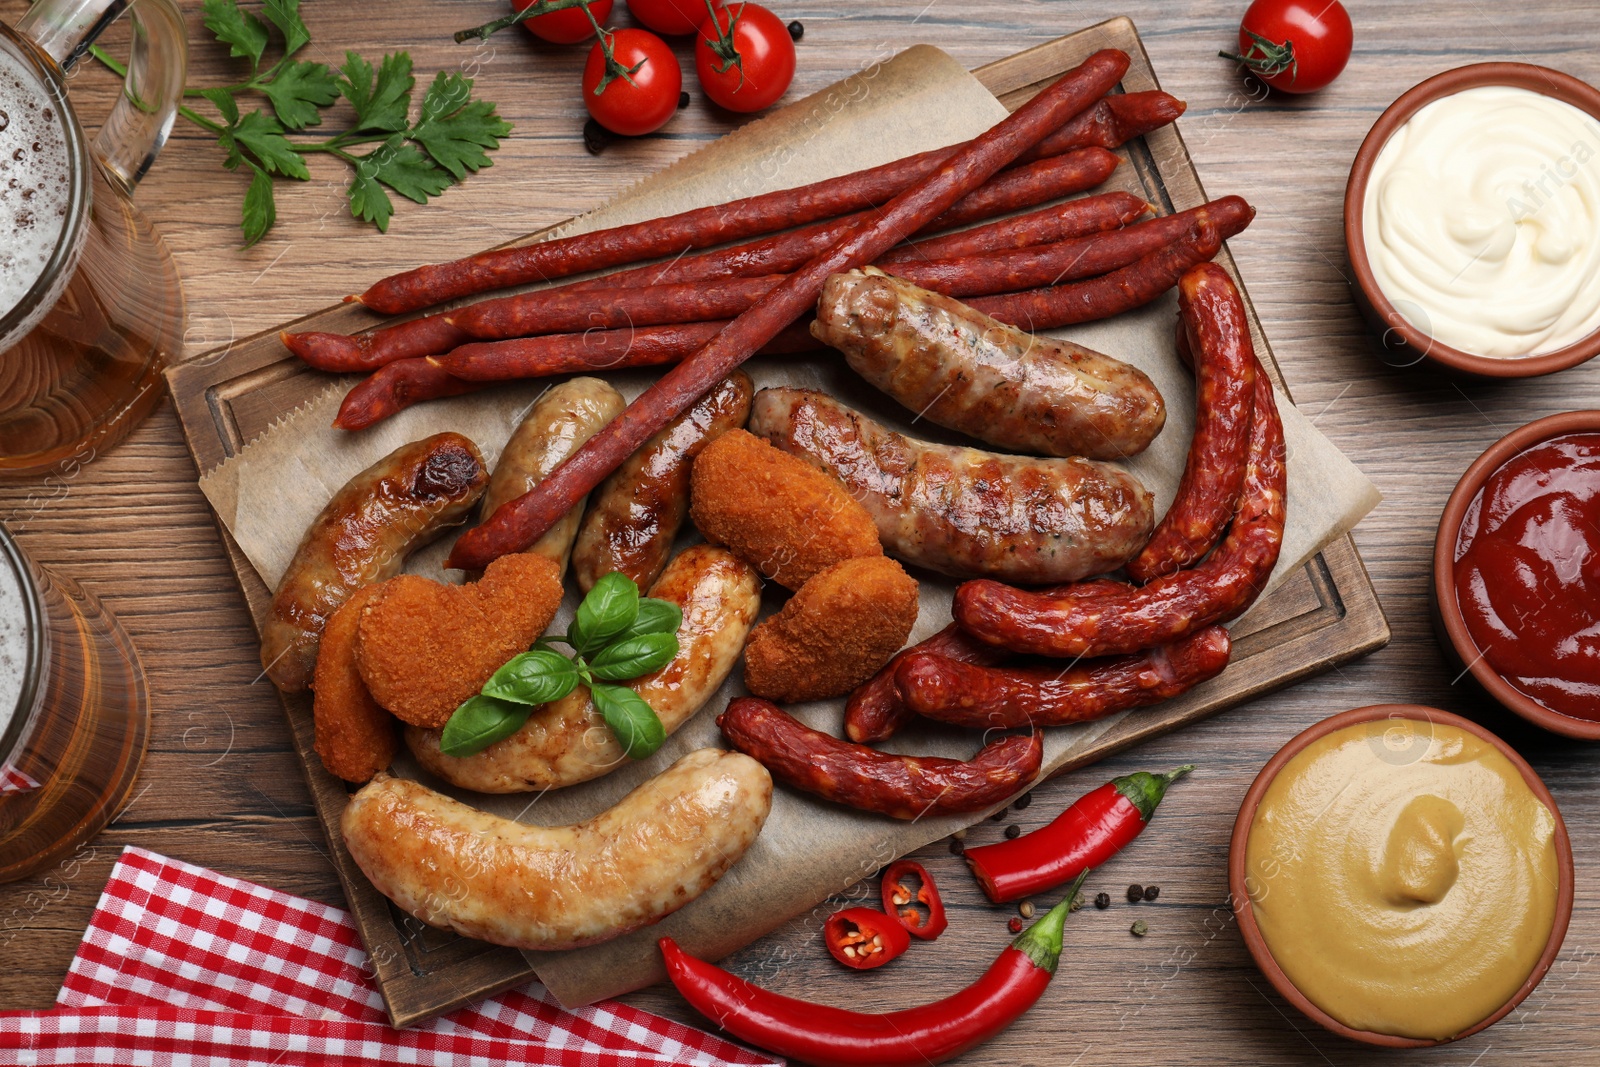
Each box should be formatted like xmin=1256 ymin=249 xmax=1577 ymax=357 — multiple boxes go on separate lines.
xmin=1454 ymin=432 xmax=1600 ymax=721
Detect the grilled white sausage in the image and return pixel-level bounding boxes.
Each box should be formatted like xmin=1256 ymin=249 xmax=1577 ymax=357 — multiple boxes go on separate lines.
xmin=341 ymin=749 xmax=772 ymax=950
xmin=407 ymin=544 xmax=761 ymax=792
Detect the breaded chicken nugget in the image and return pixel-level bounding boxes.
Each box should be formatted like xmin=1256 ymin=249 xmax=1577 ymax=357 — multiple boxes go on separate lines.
xmin=744 ymin=556 xmax=919 ymax=702
xmin=356 ymin=553 xmax=563 ymax=728
xmin=312 ymin=582 xmax=397 ymax=784
xmin=690 ymin=429 xmax=881 ymax=590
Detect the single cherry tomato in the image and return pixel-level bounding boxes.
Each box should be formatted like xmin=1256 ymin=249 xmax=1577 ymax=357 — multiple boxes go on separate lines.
xmin=694 ymin=2 xmax=795 ymax=113
xmin=582 ymin=28 xmax=682 ymax=135
xmin=1221 ymin=0 xmax=1352 ymax=94
xmin=513 ymin=0 xmax=614 ymax=45
xmin=626 ymin=0 xmax=705 ymax=36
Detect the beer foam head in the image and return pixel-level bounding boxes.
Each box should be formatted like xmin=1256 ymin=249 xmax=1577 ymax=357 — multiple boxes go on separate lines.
xmin=0 ymin=46 xmax=72 ymax=325
xmin=0 ymin=550 xmax=26 ymax=745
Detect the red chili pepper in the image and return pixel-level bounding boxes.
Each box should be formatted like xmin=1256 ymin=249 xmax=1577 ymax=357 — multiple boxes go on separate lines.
xmin=660 ymin=870 xmax=1089 ymax=1067
xmin=824 ymin=907 xmax=910 ymax=971
xmin=964 ymin=765 xmax=1193 ymax=904
xmin=879 ymin=860 xmax=948 ymax=941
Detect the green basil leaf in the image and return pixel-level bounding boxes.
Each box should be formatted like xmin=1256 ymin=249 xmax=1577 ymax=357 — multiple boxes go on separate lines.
xmin=613 ymin=598 xmax=683 ymax=643
xmin=589 ymin=683 xmax=666 ymax=760
xmin=482 ymin=648 xmax=581 ymax=706
xmin=569 ymin=572 xmax=640 ymax=657
xmin=440 ymin=695 xmax=531 ymax=757
xmin=588 ymin=632 xmax=679 ymax=681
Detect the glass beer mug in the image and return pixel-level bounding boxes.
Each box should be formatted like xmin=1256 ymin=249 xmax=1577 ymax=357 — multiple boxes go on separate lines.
xmin=0 ymin=0 xmax=187 ymax=477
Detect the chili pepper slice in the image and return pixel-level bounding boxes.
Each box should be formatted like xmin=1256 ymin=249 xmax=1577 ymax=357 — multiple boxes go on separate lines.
xmin=880 ymin=860 xmax=948 ymax=941
xmin=824 ymin=907 xmax=910 ymax=971
xmin=660 ymin=870 xmax=1090 ymax=1067
xmin=964 ymin=765 xmax=1193 ymax=904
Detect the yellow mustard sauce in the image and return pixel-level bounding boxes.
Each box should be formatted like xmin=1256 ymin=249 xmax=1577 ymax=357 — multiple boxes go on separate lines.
xmin=1244 ymin=718 xmax=1559 ymax=1040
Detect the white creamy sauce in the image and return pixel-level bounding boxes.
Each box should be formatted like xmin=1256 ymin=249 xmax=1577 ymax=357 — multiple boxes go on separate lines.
xmin=1362 ymin=84 xmax=1600 ymax=358
xmin=0 ymin=558 xmax=26 ymax=744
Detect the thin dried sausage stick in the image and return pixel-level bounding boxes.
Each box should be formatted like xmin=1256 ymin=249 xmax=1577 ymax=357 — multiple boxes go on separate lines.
xmin=446 ymin=197 xmax=1244 ymax=344
xmin=843 ymin=580 xmax=1128 ymax=744
xmin=333 ymin=357 xmax=486 ymax=431
xmin=895 ymin=625 xmax=1232 ymax=729
xmin=1127 ymin=262 xmax=1258 ymax=583
xmin=881 ymin=190 xmax=1150 ymax=263
xmin=718 ymin=697 xmax=1043 ymax=819
xmin=291 ymin=151 xmax=1124 ymax=372
xmin=445 ymin=50 xmax=1133 ymax=572
xmin=893 ymin=196 xmax=1252 ymax=295
xmin=1015 ymin=90 xmax=1186 ymax=165
xmin=964 ymin=217 xmax=1223 ymax=331
xmin=952 ymin=353 xmax=1286 ymax=658
xmin=357 ymin=70 xmax=1134 ymax=315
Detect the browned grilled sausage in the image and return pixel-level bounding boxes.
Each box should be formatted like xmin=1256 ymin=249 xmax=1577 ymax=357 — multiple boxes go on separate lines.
xmin=894 ymin=625 xmax=1232 ymax=729
xmin=260 ymin=433 xmax=488 ymax=691
xmin=843 ymin=579 xmax=1129 ymax=744
xmin=747 ymin=387 xmax=1153 ymax=584
xmin=480 ymin=378 xmax=625 ymax=580
xmin=718 ymin=697 xmax=1042 ymax=820
xmin=953 ymin=353 xmax=1286 ymax=658
xmin=572 ymin=372 xmax=752 ymax=593
xmin=1126 ymin=262 xmax=1257 ymax=582
xmin=813 ymin=270 xmax=1165 ymax=461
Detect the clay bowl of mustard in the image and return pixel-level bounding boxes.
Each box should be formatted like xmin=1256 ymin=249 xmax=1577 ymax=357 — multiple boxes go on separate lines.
xmin=1229 ymin=704 xmax=1574 ymax=1048
xmin=1433 ymin=410 xmax=1600 ymax=738
xmin=1345 ymin=62 xmax=1600 ymax=377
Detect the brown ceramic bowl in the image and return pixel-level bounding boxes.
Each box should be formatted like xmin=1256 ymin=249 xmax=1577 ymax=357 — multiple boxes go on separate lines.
xmin=1345 ymin=63 xmax=1600 ymax=377
xmin=1229 ymin=704 xmax=1575 ymax=1047
xmin=1432 ymin=410 xmax=1600 ymax=739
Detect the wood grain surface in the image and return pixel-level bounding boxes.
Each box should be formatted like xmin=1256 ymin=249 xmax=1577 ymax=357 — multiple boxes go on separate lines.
xmin=2 ymin=1 xmax=1597 ymax=1062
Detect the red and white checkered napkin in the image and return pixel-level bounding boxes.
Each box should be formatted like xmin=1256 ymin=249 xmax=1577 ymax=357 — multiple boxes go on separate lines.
xmin=0 ymin=846 xmax=780 ymax=1066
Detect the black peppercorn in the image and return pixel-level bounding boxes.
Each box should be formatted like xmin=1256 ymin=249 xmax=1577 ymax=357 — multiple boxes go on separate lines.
xmin=786 ymin=19 xmax=803 ymax=40
xmin=582 ymin=119 xmax=610 ymax=155
xmin=1004 ymin=824 xmax=1022 ymax=839
xmin=1126 ymin=883 xmax=1144 ymax=903
xmin=1094 ymin=892 xmax=1111 ymax=909
xmin=1143 ymin=885 xmax=1160 ymax=901
xmin=948 ymin=837 xmax=964 ymax=855
xmin=678 ymin=91 xmax=690 ymax=108
xmin=1014 ymin=792 xmax=1032 ymax=810
xmin=990 ymin=806 xmax=1008 ymax=821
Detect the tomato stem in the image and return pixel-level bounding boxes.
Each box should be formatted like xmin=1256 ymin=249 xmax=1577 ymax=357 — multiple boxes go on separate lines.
xmin=699 ymin=0 xmax=746 ymax=89
xmin=453 ymin=0 xmax=595 ymax=43
xmin=583 ymin=5 xmax=644 ymax=94
xmin=1220 ymin=30 xmax=1297 ymax=84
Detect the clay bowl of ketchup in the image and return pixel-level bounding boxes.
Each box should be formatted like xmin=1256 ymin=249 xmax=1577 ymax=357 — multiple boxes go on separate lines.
xmin=1433 ymin=410 xmax=1600 ymax=738
xmin=1345 ymin=62 xmax=1600 ymax=377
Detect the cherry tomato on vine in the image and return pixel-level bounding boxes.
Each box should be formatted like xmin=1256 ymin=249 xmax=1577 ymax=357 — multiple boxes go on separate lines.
xmin=694 ymin=2 xmax=795 ymax=113
xmin=582 ymin=28 xmax=682 ymax=135
xmin=626 ymin=0 xmax=705 ymax=36
xmin=1221 ymin=0 xmax=1351 ymax=94
xmin=513 ymin=0 xmax=613 ymax=44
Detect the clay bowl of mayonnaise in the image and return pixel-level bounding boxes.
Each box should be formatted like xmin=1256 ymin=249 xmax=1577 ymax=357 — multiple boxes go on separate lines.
xmin=1433 ymin=410 xmax=1600 ymax=739
xmin=1346 ymin=63 xmax=1600 ymax=376
xmin=1229 ymin=704 xmax=1574 ymax=1047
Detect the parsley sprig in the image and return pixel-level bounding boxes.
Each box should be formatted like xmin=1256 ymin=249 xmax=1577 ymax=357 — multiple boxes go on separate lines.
xmin=92 ymin=0 xmax=511 ymax=245
xmin=440 ymin=573 xmax=682 ymax=760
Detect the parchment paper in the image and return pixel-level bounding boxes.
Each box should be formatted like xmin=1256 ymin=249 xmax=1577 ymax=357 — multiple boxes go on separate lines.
xmin=198 ymin=44 xmax=1380 ymax=1007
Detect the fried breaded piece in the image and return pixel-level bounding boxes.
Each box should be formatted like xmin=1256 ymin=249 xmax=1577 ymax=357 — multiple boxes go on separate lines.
xmin=355 ymin=553 xmax=563 ymax=728
xmin=690 ymin=429 xmax=881 ymax=590
xmin=744 ymin=556 xmax=919 ymax=703
xmin=312 ymin=582 xmax=397 ymax=784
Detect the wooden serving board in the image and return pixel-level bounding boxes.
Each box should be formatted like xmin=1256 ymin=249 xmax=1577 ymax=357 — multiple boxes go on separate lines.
xmin=165 ymin=15 xmax=1389 ymax=1028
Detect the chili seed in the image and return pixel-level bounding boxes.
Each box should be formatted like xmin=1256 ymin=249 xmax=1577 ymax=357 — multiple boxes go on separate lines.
xmin=1018 ymin=901 xmax=1035 ymax=919
xmin=1005 ymin=824 xmax=1022 ymax=839
xmin=678 ymin=91 xmax=690 ymax=109
xmin=1131 ymin=919 xmax=1149 ymax=937
xmin=787 ymin=19 xmax=803 ymax=39
xmin=582 ymin=119 xmax=610 ymax=156
xmin=1014 ymin=792 xmax=1032 ymax=810
xmin=1144 ymin=885 xmax=1160 ymax=902
xmin=1008 ymin=917 xmax=1023 ymax=934
xmin=949 ymin=838 xmax=964 ymax=855
xmin=1095 ymin=892 xmax=1111 ymax=910
xmin=1126 ymin=884 xmax=1145 ymax=903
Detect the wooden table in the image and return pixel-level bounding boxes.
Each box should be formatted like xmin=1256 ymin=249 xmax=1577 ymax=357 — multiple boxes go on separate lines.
xmin=2 ymin=1 xmax=1597 ymax=1061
